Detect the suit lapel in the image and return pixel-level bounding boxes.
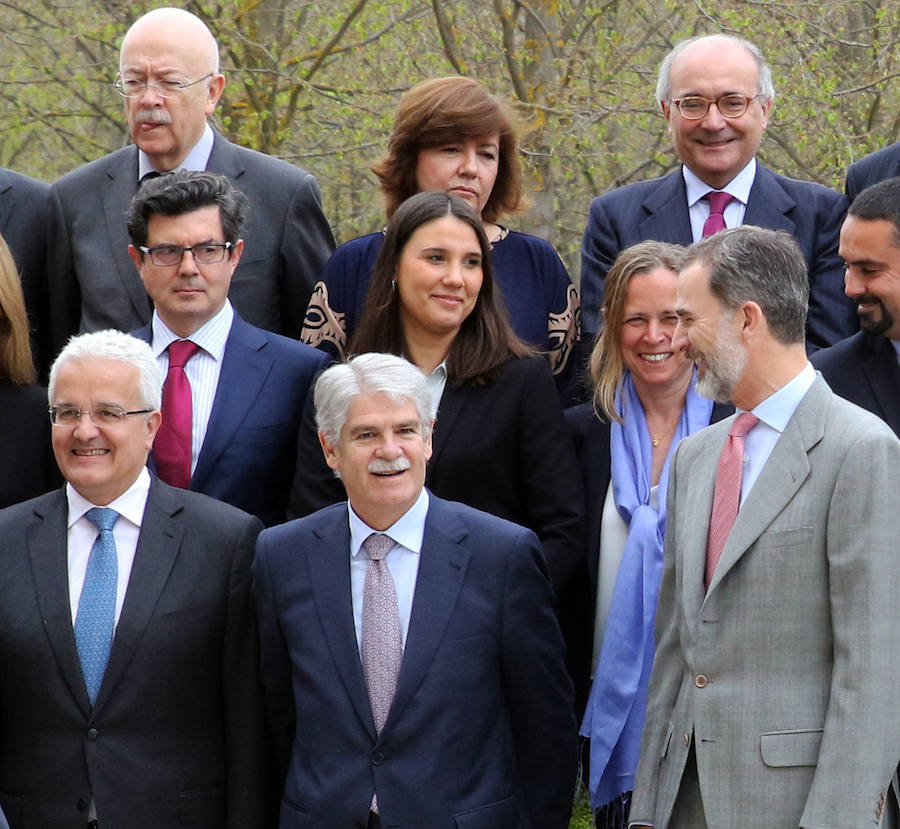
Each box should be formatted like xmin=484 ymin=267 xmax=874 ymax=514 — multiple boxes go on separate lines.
xmin=92 ymin=481 xmax=185 ymax=714
xmin=743 ymin=165 xmax=796 ymax=234
xmin=705 ymin=380 xmax=828 ymax=596
xmin=191 ymin=316 xmax=271 ymax=490
xmin=206 ymin=131 xmax=244 ymax=181
xmin=384 ymin=497 xmax=470 ymax=734
xmin=306 ymin=508 xmax=376 ymax=737
xmin=427 ymin=384 xmax=470 ymax=472
xmin=100 ymin=149 xmax=151 ymax=321
xmin=639 ymin=170 xmax=693 ymax=244
xmin=26 ymin=490 xmax=92 ymax=716
xmin=861 ymin=335 xmax=900 ymax=435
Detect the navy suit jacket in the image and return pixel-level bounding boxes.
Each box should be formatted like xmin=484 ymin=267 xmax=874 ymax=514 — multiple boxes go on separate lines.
xmin=845 ymin=142 xmax=900 ymax=201
xmin=254 ymin=493 xmax=578 ymax=828
xmin=46 ymin=130 xmax=335 ymax=368
xmin=0 ymin=480 xmax=272 ymax=829
xmin=811 ymin=331 xmax=900 ymax=436
xmin=579 ymin=164 xmax=855 ymax=349
xmin=134 ymin=313 xmax=325 ymax=526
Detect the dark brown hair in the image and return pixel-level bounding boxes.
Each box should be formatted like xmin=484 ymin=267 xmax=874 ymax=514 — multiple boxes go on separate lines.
xmin=349 ymin=191 xmax=530 ymax=386
xmin=371 ymin=77 xmax=526 ymax=223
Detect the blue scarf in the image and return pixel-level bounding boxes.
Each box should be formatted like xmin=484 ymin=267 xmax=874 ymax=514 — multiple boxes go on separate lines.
xmin=580 ymin=369 xmax=712 ymax=810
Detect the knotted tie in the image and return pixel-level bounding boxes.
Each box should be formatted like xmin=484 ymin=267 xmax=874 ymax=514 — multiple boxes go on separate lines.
xmin=702 ymin=191 xmax=734 ymax=237
xmin=74 ymin=508 xmax=120 ymax=705
xmin=705 ymin=412 xmax=759 ymax=589
xmin=155 ymin=340 xmax=199 ymax=488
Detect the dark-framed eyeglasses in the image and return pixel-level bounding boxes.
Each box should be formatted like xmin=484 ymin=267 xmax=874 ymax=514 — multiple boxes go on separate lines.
xmin=113 ymin=73 xmax=214 ymax=99
xmin=139 ymin=242 xmax=233 ymax=267
xmin=670 ymin=94 xmax=762 ymax=120
xmin=49 ymin=406 xmax=153 ymax=427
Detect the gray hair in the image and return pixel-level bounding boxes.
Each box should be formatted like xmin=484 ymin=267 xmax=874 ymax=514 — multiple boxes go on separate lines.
xmin=49 ymin=330 xmax=163 ymax=411
xmin=656 ymin=34 xmax=775 ymax=105
xmin=121 ymin=8 xmax=220 ymax=75
xmin=683 ymin=227 xmax=807 ymax=345
xmin=315 ymin=353 xmax=436 ymax=445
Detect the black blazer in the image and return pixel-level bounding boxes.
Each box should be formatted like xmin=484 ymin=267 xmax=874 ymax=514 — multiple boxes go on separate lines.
xmin=289 ymin=355 xmax=584 ymax=594
xmin=811 ymin=331 xmax=900 ymax=437
xmin=561 ymin=398 xmax=732 ymax=713
xmin=0 ymin=480 xmax=274 ymax=828
xmin=845 ymin=142 xmax=900 ymax=201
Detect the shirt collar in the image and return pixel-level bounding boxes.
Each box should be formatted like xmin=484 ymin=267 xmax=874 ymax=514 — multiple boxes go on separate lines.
xmin=348 ymin=488 xmax=430 ymax=560
xmin=150 ymin=299 xmax=234 ymax=361
xmin=138 ymin=123 xmax=214 ymax=179
xmin=892 ymin=339 xmax=900 ymax=367
xmin=66 ymin=466 xmax=151 ymax=529
xmin=684 ymin=157 xmax=756 ymax=208
xmin=743 ymin=361 xmax=816 ymax=434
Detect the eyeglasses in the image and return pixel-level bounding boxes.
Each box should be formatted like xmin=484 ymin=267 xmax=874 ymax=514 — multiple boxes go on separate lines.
xmin=113 ymin=73 xmax=213 ymax=98
xmin=139 ymin=242 xmax=233 ymax=267
xmin=670 ymin=94 xmax=761 ymax=120
xmin=49 ymin=406 xmax=153 ymax=427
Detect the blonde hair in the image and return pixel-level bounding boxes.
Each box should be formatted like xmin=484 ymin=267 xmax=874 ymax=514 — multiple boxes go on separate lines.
xmin=589 ymin=241 xmax=685 ymax=422
xmin=0 ymin=234 xmax=36 ymax=384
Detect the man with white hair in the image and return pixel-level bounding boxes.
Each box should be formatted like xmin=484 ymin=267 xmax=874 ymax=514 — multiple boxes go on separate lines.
xmin=254 ymin=352 xmax=578 ymax=828
xmin=0 ymin=329 xmax=273 ymax=828
xmin=45 ymin=6 xmax=334 ymax=368
xmin=579 ymin=33 xmax=853 ymax=351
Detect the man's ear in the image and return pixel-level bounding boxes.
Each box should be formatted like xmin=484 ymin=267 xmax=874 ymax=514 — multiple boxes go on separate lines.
xmin=319 ymin=431 xmax=340 ymax=471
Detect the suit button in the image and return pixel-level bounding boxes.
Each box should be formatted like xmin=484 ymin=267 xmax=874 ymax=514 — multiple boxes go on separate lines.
xmin=77 ymin=797 xmax=89 ymax=811
xmin=371 ymin=751 xmax=385 ymax=766
xmin=87 ymin=728 xmax=98 ymax=741
xmin=694 ymin=674 xmax=709 ymax=688
xmin=683 ymin=733 xmax=691 ymax=746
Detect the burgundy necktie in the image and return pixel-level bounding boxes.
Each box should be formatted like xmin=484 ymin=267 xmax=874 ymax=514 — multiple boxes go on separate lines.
xmin=154 ymin=340 xmax=199 ymax=488
xmin=702 ymin=191 xmax=734 ymax=237
xmin=705 ymin=412 xmax=759 ymax=589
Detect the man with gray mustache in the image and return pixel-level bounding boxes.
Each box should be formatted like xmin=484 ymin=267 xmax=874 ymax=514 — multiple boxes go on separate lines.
xmin=253 ymin=352 xmax=578 ymax=828
xmin=44 ymin=6 xmax=334 ymax=371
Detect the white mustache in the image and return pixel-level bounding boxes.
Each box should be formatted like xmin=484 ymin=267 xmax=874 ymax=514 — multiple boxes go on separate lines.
xmin=135 ymin=109 xmax=173 ymax=125
xmin=368 ymin=457 xmax=410 ymax=474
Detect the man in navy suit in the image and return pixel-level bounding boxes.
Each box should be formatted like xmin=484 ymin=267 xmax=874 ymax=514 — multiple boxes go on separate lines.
xmin=46 ymin=7 xmax=335 ymax=368
xmin=580 ymin=34 xmax=854 ymax=350
xmin=254 ymin=353 xmax=578 ymax=828
xmin=846 ymin=143 xmax=900 ymax=201
xmin=128 ymin=170 xmax=325 ymax=526
xmin=812 ymin=176 xmax=900 ymax=436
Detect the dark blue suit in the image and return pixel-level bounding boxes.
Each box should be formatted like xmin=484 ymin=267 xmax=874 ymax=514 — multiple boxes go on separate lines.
xmin=811 ymin=331 xmax=900 ymax=437
xmin=580 ymin=164 xmax=854 ymax=349
xmin=254 ymin=494 xmax=578 ymax=828
xmin=845 ymin=143 xmax=900 ymax=201
xmin=134 ymin=313 xmax=325 ymax=526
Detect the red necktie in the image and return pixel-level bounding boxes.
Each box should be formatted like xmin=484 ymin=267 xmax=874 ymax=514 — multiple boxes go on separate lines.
xmin=702 ymin=191 xmax=734 ymax=237
xmin=154 ymin=340 xmax=199 ymax=488
xmin=705 ymin=412 xmax=759 ymax=589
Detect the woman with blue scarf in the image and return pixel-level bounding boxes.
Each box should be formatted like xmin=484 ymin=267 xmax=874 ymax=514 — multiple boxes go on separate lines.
xmin=564 ymin=241 xmax=732 ymax=828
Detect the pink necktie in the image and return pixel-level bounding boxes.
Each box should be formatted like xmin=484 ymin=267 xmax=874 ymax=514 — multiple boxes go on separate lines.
xmin=702 ymin=191 xmax=734 ymax=237
xmin=154 ymin=340 xmax=199 ymax=488
xmin=705 ymin=412 xmax=759 ymax=589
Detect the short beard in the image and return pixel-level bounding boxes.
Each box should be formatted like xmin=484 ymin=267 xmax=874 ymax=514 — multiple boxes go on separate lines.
xmin=858 ymin=296 xmax=894 ymax=336
xmin=695 ymin=323 xmax=747 ymax=403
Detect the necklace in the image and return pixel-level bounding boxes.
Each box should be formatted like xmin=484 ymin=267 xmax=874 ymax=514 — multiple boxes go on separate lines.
xmin=652 ymin=437 xmax=661 ymax=447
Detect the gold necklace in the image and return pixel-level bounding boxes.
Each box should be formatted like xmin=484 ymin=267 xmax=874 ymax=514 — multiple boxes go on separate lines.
xmin=652 ymin=436 xmax=661 ymax=447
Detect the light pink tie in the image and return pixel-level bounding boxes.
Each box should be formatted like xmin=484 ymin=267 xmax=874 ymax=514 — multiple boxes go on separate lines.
xmin=705 ymin=412 xmax=759 ymax=589
xmin=154 ymin=340 xmax=199 ymax=488
xmin=702 ymin=191 xmax=734 ymax=237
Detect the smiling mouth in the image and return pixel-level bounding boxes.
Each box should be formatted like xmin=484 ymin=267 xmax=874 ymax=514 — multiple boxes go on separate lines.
xmin=640 ymin=352 xmax=672 ymax=363
xmin=72 ymin=448 xmax=109 ymax=456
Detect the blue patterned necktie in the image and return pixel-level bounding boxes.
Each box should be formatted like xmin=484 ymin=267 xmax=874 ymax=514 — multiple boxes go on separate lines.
xmin=74 ymin=507 xmax=120 ymax=705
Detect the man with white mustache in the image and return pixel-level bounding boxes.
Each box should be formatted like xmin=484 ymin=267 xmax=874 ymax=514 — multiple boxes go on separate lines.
xmin=253 ymin=352 xmax=578 ymax=828
xmin=44 ymin=6 xmax=334 ymax=371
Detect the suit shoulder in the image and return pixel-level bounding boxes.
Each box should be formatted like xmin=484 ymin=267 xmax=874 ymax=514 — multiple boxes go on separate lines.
xmin=429 ymin=494 xmax=536 ymax=547
xmin=810 ymin=332 xmax=867 ymax=374
xmin=0 ymin=489 xmax=62 ymax=526
xmin=2 ymin=168 xmax=49 ymax=195
xmin=248 ymin=321 xmax=327 ymax=369
xmin=157 ymin=482 xmax=261 ymax=531
xmin=225 ymin=140 xmax=317 ymax=183
xmin=52 ymin=146 xmax=135 ymax=193
xmin=259 ymin=502 xmax=345 ymax=547
xmin=848 ymin=142 xmax=900 ymax=179
xmin=761 ymin=166 xmax=843 ymax=204
xmin=589 ymin=173 xmax=673 ymax=209
xmin=822 ymin=387 xmax=897 ymax=441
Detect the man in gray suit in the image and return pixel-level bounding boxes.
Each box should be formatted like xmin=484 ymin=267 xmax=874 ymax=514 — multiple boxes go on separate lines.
xmin=631 ymin=226 xmax=900 ymax=829
xmin=45 ymin=7 xmax=335 ymax=368
xmin=0 ymin=330 xmax=273 ymax=827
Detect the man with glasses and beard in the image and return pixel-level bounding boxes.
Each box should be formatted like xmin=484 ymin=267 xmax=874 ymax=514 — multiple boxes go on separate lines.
xmin=630 ymin=226 xmax=900 ymax=829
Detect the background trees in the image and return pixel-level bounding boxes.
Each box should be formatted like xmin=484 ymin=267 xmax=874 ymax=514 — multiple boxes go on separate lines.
xmin=0 ymin=0 xmax=897 ymax=282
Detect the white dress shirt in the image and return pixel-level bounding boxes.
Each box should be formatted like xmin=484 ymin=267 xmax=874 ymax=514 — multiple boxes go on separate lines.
xmin=684 ymin=158 xmax=756 ymax=242
xmin=138 ymin=123 xmax=214 ymax=179
xmin=347 ymin=488 xmax=429 ymax=651
xmin=67 ymin=467 xmax=151 ymax=626
xmin=151 ymin=300 xmax=234 ymax=474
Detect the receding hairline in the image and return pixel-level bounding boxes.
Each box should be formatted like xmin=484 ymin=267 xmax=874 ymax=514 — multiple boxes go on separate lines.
xmin=120 ymin=8 xmax=220 ymax=74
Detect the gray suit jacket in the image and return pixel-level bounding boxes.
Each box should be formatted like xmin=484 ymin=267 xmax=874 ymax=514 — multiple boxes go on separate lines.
xmin=45 ymin=130 xmax=335 ymax=368
xmin=631 ymin=377 xmax=900 ymax=829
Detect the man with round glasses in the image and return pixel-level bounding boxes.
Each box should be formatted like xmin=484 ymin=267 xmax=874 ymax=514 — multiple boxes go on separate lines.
xmin=579 ymin=34 xmax=854 ymax=353
xmin=45 ymin=6 xmax=335 ymax=374
xmin=126 ymin=169 xmax=325 ymax=527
